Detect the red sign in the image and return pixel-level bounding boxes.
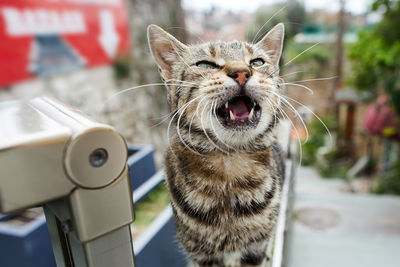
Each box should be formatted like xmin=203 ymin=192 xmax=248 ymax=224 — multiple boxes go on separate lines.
xmin=0 ymin=0 xmax=131 ymax=87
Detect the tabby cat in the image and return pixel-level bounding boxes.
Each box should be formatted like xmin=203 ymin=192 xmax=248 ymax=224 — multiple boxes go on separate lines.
xmin=147 ymin=23 xmax=286 ymax=267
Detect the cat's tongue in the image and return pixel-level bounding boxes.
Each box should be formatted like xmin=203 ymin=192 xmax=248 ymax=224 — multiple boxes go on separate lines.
xmin=227 ymin=99 xmax=249 ymax=119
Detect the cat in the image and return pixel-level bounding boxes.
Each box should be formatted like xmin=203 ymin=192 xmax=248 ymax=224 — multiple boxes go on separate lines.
xmin=147 ymin=23 xmax=286 ymax=267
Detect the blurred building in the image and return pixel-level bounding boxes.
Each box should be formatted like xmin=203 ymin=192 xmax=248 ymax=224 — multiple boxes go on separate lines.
xmin=185 ymin=7 xmax=252 ymax=42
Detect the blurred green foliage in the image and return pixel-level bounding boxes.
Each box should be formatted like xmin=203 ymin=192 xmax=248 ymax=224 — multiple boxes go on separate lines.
xmin=284 ymin=41 xmax=333 ymax=64
xmin=113 ymin=57 xmax=132 ymax=80
xmin=245 ymin=0 xmax=306 ymax=43
xmin=132 ymin=183 xmax=170 ymax=233
xmin=300 ymin=115 xmax=337 ymax=166
xmin=283 ymin=40 xmax=334 ymax=78
xmin=317 ymin=150 xmax=352 ymax=179
xmin=349 ymin=0 xmax=400 ymax=114
xmin=301 ymin=114 xmax=352 ymax=178
xmin=373 ymin=160 xmax=400 ymax=195
xmin=349 ymin=0 xmax=400 ymax=193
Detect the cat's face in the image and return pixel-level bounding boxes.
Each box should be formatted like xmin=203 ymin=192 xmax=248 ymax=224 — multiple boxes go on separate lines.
xmin=148 ymin=24 xmax=285 ymax=151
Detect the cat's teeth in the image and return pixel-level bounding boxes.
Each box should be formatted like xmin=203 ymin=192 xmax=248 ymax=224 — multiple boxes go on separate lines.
xmin=225 ymin=102 xmax=229 ymax=109
xmin=249 ymin=108 xmax=254 ymax=120
xmin=229 ymin=110 xmax=235 ymax=120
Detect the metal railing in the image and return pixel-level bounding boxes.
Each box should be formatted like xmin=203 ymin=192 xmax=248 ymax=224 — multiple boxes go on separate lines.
xmin=0 ymin=98 xmax=296 ymax=267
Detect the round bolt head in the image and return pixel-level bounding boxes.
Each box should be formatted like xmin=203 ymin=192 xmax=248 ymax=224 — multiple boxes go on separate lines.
xmin=89 ymin=148 xmax=108 ymax=168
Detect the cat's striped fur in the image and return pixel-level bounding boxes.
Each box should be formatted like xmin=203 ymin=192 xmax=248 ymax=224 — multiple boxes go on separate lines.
xmin=148 ymin=24 xmax=286 ymax=267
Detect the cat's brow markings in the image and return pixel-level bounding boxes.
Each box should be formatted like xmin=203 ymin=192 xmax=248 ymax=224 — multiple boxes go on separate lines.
xmin=209 ymin=44 xmax=216 ymax=57
xmin=245 ymin=44 xmax=254 ymax=54
xmin=230 ymin=41 xmax=242 ymax=49
xmin=195 ymin=48 xmax=209 ymax=59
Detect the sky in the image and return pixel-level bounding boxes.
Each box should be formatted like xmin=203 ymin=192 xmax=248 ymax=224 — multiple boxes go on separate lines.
xmin=182 ymin=0 xmax=374 ymax=15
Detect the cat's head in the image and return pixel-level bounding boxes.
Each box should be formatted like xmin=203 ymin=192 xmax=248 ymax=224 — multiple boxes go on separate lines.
xmin=147 ymin=24 xmax=285 ymax=152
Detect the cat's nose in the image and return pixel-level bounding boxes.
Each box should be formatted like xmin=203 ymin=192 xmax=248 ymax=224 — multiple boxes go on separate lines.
xmin=228 ymin=68 xmax=251 ymax=86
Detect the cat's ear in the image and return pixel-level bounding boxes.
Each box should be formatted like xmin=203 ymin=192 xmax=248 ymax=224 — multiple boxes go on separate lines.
xmin=147 ymin=24 xmax=187 ymax=79
xmin=255 ymin=23 xmax=285 ymax=66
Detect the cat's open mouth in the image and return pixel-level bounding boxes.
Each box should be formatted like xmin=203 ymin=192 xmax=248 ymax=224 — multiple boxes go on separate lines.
xmin=216 ymin=95 xmax=261 ymax=128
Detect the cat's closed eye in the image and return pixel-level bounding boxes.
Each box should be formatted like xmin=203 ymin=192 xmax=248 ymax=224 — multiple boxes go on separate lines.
xmin=195 ymin=60 xmax=221 ymax=69
xmin=250 ymin=58 xmax=265 ymax=68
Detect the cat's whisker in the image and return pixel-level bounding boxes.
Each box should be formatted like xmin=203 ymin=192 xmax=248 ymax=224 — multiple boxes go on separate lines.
xmin=274 ymin=90 xmax=332 ymax=148
xmin=278 ymin=98 xmax=310 ymax=142
xmin=149 ymin=111 xmax=176 ymax=128
xmin=283 ymin=82 xmax=314 ymax=95
xmin=251 ymin=4 xmax=287 ymax=43
xmin=269 ymin=97 xmax=295 ymax=140
xmin=195 ymin=96 xmax=208 ymax=120
xmin=284 ymin=42 xmax=320 ymax=67
xmin=101 ymin=83 xmax=192 ymax=111
xmin=176 ymin=96 xmax=204 ymax=156
xmin=164 ymin=80 xmax=198 ymax=95
xmin=280 ymin=71 xmax=306 ymax=78
xmin=183 ymin=95 xmax=206 ymax=148
xmin=164 ymin=78 xmax=198 ymax=86
xmin=282 ymin=102 xmax=310 ymax=144
xmin=283 ymin=77 xmax=338 ymax=97
xmin=176 ymin=85 xmax=199 ymax=96
xmin=267 ymin=65 xmax=282 ymax=79
xmin=264 ymin=97 xmax=279 ymax=129
xmin=181 ymin=95 xmax=209 ymax=151
xmin=210 ymin=101 xmax=236 ymax=152
xmin=167 ymin=95 xmax=203 ymax=150
xmin=288 ymin=76 xmax=337 ymax=84
xmin=174 ymin=95 xmax=203 ymax=124
xmin=267 ymin=90 xmax=309 ymax=142
xmin=270 ymin=99 xmax=288 ymax=131
xmin=199 ymin=101 xmax=230 ymax=154
xmin=151 ymin=92 xmax=199 ymax=129
xmin=268 ymin=43 xmax=320 ymax=79
xmin=272 ymin=97 xmax=304 ymax=177
xmin=267 ymin=94 xmax=304 ymax=170
xmin=280 ymin=93 xmax=333 ymax=143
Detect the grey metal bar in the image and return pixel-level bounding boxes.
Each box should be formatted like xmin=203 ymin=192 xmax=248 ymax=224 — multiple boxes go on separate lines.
xmin=271 ymin=158 xmax=297 ymax=267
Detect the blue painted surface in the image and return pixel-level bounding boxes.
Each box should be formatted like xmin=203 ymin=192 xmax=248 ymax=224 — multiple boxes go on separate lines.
xmin=0 ymin=214 xmax=15 ymax=222
xmin=31 ymin=35 xmax=85 ymax=76
xmin=128 ymin=145 xmax=187 ymax=267
xmin=135 ymin=217 xmax=187 ymax=267
xmin=127 ymin=144 xmax=157 ymax=191
xmin=0 ymin=220 xmax=56 ymax=267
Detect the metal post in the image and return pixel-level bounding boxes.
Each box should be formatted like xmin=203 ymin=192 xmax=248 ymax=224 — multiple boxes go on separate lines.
xmin=0 ymin=97 xmax=136 ymax=267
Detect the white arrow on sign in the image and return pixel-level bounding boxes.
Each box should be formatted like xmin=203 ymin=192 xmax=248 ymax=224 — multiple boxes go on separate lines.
xmin=98 ymin=10 xmax=120 ymax=58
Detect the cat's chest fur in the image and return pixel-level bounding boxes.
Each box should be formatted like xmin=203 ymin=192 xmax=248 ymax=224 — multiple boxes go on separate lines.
xmin=164 ymin=138 xmax=282 ymax=253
